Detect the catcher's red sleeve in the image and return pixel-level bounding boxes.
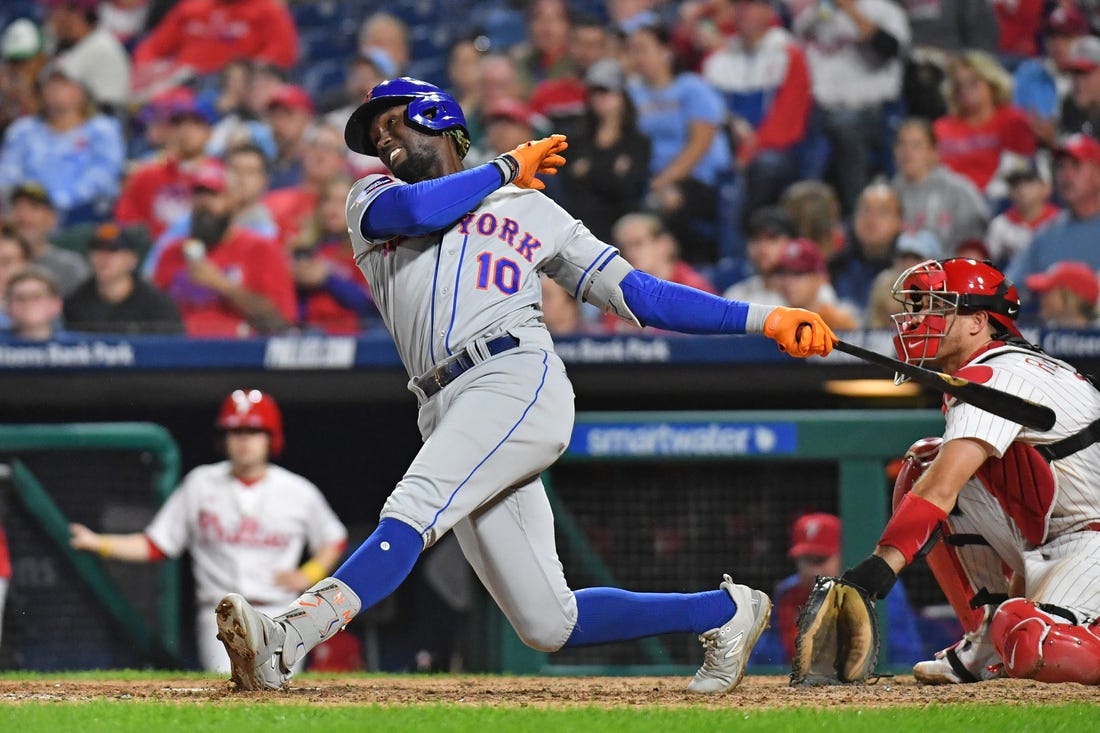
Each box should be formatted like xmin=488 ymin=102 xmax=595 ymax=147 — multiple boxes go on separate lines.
xmin=879 ymin=492 xmax=948 ymax=564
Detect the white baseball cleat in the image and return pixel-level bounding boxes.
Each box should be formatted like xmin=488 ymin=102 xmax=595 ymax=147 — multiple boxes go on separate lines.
xmin=216 ymin=593 xmax=294 ymax=691
xmin=687 ymin=574 xmax=772 ymax=693
xmin=912 ymin=629 xmax=1005 ymax=684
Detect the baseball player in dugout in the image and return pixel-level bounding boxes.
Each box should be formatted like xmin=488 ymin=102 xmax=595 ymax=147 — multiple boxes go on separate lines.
xmin=836 ymin=257 xmax=1100 ymax=685
xmin=214 ymin=77 xmax=837 ymax=693
xmin=69 ymin=390 xmax=348 ymax=672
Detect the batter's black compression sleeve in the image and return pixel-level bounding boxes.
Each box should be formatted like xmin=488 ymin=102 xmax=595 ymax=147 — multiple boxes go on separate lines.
xmin=360 ymin=164 xmax=506 ymax=239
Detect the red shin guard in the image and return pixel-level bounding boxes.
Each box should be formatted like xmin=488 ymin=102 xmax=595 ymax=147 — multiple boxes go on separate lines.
xmin=990 ymin=599 xmax=1100 ymax=684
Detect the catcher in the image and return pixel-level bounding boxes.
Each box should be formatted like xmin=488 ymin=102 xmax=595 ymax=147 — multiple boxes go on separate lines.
xmin=793 ymin=257 xmax=1100 ymax=686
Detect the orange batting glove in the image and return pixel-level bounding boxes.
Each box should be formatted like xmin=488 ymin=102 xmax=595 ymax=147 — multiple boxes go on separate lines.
xmin=497 ymin=134 xmax=568 ymax=190
xmin=762 ymin=306 xmax=838 ymax=358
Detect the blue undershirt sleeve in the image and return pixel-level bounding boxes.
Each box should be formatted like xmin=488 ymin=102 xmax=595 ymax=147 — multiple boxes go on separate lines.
xmin=619 ymin=269 xmax=749 ymax=335
xmin=361 ymin=164 xmax=504 ymax=239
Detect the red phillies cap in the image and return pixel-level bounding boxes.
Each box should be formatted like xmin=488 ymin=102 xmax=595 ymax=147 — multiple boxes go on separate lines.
xmin=775 ymin=238 xmax=827 ymax=275
xmin=789 ymin=513 xmax=841 ymax=558
xmin=483 ymin=98 xmax=539 ymax=128
xmin=1064 ymin=36 xmax=1100 ymax=73
xmin=1055 ymin=133 xmax=1100 ymax=166
xmin=1044 ymin=4 xmax=1090 ymax=37
xmin=190 ymin=159 xmax=227 ymax=193
xmin=266 ymin=84 xmax=315 ymax=114
xmin=1025 ymin=261 xmax=1100 ymax=306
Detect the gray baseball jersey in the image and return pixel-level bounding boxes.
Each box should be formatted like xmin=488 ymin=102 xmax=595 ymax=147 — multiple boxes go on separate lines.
xmin=344 ymin=174 xmax=637 ymax=648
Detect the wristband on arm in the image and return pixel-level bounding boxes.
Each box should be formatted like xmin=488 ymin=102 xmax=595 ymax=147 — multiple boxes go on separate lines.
xmin=879 ymin=492 xmax=949 ymax=564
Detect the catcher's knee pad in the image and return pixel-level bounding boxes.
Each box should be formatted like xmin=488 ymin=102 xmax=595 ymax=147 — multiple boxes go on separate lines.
xmin=990 ymin=598 xmax=1100 ymax=684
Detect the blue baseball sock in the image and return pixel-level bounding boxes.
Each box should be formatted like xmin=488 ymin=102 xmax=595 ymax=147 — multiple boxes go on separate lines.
xmin=563 ymin=587 xmax=735 ymax=648
xmin=333 ymin=517 xmax=423 ymax=610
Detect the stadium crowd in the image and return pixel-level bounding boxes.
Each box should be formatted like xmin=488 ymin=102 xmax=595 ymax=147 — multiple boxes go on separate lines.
xmin=2 ymin=0 xmax=1100 ymax=340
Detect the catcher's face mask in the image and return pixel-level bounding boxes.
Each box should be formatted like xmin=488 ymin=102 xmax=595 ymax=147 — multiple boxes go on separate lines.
xmin=890 ymin=258 xmax=1021 ymax=384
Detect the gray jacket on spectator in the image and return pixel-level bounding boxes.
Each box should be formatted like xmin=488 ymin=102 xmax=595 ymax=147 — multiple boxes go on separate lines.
xmin=891 ymin=165 xmax=989 ymax=254
xmin=901 ymin=0 xmax=999 ymax=53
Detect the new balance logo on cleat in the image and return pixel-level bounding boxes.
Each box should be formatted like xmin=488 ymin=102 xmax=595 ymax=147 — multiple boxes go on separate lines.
xmin=687 ymin=575 xmax=772 ymax=694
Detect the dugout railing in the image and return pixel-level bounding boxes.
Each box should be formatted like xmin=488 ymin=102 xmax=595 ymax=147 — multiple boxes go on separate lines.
xmin=485 ymin=409 xmax=945 ymax=676
xmin=0 ymin=423 xmax=182 ymax=669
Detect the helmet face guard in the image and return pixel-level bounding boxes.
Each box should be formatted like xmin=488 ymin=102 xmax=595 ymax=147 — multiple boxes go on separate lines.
xmin=344 ymin=77 xmax=469 ymax=158
xmin=889 ymin=258 xmax=1021 ymax=383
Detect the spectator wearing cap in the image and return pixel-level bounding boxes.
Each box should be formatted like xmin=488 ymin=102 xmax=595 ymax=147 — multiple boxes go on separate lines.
xmin=703 ymin=0 xmax=811 ymax=222
xmin=1 ymin=266 xmax=67 ymax=341
xmin=64 ymin=222 xmax=182 ymax=334
xmin=865 ymin=229 xmax=942 ymax=328
xmin=143 ymin=144 xmax=278 ymax=278
xmin=558 ymin=59 xmax=651 ymax=243
xmin=934 ymin=51 xmax=1038 ymax=199
xmin=1006 ymin=134 xmax=1100 ymax=299
xmin=723 ymin=206 xmax=798 ymax=304
xmin=528 ymin=13 xmax=614 ymax=132
xmin=266 ymin=85 xmax=315 ymax=191
xmin=1013 ymin=4 xmax=1089 ymax=147
xmin=985 ymin=160 xmax=1060 ymax=267
xmin=511 ymin=0 xmax=575 ymax=95
xmin=5 ymin=182 xmax=90 ymax=296
xmin=776 ymin=238 xmax=859 ymax=330
xmin=132 ymin=0 xmax=298 ymax=77
xmin=0 ymin=222 xmax=32 ymax=329
xmin=1060 ymin=35 xmax=1100 ymax=140
xmin=0 ymin=62 xmax=124 ymax=227
xmin=1025 ymin=261 xmax=1100 ymax=328
xmin=747 ymin=512 xmax=923 ymax=667
xmin=115 ymin=90 xmax=220 ymax=240
xmin=890 ymin=118 xmax=988 ymax=254
xmin=606 ymin=211 xmax=716 ymax=333
xmin=43 ymin=0 xmax=130 ymax=112
xmin=829 ymin=183 xmax=904 ymax=312
xmin=152 ymin=158 xmax=296 ymax=337
xmin=792 ymin=0 xmax=910 ymax=217
xmin=626 ymin=20 xmax=733 ymax=264
xmin=263 ymin=123 xmax=349 ymax=249
xmin=0 ymin=18 xmax=47 ymax=136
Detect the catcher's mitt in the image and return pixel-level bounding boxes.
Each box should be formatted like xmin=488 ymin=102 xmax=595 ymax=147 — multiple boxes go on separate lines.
xmin=790 ymin=576 xmax=880 ymax=686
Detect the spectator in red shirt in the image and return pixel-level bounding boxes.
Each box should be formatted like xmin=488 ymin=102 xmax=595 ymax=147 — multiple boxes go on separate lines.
xmin=288 ymin=176 xmax=373 ymax=335
xmin=115 ymin=91 xmax=218 ymax=239
xmin=133 ymin=0 xmax=298 ymax=78
xmin=263 ymin=122 xmax=349 ymax=248
xmin=993 ymin=0 xmax=1045 ymax=63
xmin=934 ymin=51 xmax=1038 ymax=198
xmin=153 ymin=159 xmax=295 ymax=337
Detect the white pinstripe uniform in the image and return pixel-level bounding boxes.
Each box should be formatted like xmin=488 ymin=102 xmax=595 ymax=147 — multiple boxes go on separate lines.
xmin=146 ymin=462 xmax=348 ymax=670
xmin=345 ymin=173 xmax=638 ymax=650
xmin=942 ymin=344 xmax=1100 ymax=623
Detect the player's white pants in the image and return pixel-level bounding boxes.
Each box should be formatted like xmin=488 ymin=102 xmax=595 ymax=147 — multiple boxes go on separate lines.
xmin=381 ymin=346 xmax=579 ymax=651
xmin=956 ymin=476 xmax=1100 ymax=621
xmin=196 ymin=600 xmax=296 ymax=672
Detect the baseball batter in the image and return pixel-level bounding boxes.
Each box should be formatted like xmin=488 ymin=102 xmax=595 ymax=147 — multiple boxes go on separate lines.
xmin=215 ymin=78 xmax=838 ymax=693
xmin=70 ymin=389 xmax=347 ymax=671
xmin=839 ymin=257 xmax=1100 ymax=685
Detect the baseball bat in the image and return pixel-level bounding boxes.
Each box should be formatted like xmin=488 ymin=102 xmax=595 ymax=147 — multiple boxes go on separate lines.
xmin=834 ymin=340 xmax=1056 ymax=431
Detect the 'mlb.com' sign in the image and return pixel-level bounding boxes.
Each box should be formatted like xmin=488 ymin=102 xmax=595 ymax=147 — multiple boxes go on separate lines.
xmin=569 ymin=422 xmax=797 ymax=458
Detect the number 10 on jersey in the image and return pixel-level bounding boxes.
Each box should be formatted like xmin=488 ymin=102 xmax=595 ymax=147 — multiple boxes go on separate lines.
xmin=475 ymin=252 xmax=521 ymax=295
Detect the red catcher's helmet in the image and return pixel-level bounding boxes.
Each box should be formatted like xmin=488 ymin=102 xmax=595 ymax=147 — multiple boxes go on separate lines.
xmin=890 ymin=258 xmax=1021 ymax=379
xmin=216 ymin=389 xmax=284 ymax=456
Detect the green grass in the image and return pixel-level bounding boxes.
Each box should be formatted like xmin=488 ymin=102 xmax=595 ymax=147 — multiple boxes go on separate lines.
xmin=2 ymin=702 xmax=1097 ymax=733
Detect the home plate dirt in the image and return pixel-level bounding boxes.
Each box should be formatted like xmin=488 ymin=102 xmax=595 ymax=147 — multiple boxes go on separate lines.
xmin=0 ymin=675 xmax=1097 ymax=707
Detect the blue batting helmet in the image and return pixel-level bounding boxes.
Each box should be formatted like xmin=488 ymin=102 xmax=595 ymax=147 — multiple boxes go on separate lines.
xmin=344 ymin=77 xmax=469 ymax=158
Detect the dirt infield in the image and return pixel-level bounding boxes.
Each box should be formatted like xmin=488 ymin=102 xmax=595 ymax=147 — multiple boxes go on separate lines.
xmin=0 ymin=675 xmax=1096 ymax=707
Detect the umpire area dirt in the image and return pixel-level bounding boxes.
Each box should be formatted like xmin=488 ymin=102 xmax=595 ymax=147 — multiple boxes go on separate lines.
xmin=0 ymin=675 xmax=1097 ymax=707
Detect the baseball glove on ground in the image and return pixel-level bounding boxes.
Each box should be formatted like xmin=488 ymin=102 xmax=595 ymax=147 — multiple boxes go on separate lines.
xmin=790 ymin=576 xmax=880 ymax=686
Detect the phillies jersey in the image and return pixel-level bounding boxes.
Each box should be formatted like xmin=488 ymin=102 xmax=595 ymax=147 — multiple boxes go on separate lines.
xmin=346 ymin=174 xmax=632 ymax=379
xmin=942 ymin=344 xmax=1100 ymax=541
xmin=144 ymin=461 xmax=347 ymax=606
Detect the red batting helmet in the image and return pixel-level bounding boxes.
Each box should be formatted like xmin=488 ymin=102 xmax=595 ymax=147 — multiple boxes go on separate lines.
xmin=890 ymin=258 xmax=1021 ymax=378
xmin=216 ymin=389 xmax=284 ymax=456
